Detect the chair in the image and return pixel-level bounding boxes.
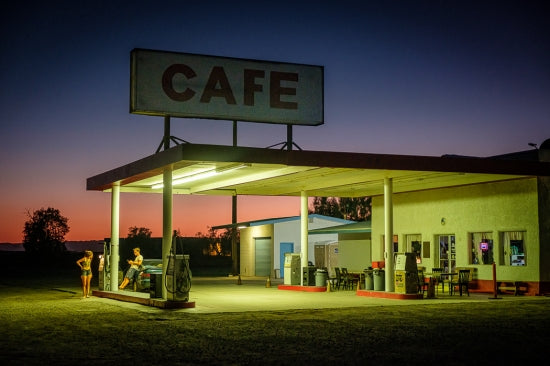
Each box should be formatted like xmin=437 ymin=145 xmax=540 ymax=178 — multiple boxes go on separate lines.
xmin=450 ymin=269 xmax=470 ymax=296
xmin=431 ymin=267 xmax=444 ymax=294
xmin=342 ymin=268 xmax=359 ymax=290
xmin=341 ymin=268 xmax=358 ymax=290
xmin=334 ymin=267 xmax=344 ymax=290
xmin=417 ymin=269 xmax=428 ymax=296
xmin=327 ymin=269 xmax=339 ymax=290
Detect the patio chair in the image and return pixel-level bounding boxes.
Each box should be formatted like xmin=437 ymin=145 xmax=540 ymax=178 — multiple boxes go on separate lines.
xmin=431 ymin=267 xmax=444 ymax=293
xmin=341 ymin=268 xmax=358 ymax=290
xmin=450 ymin=269 xmax=470 ymax=296
xmin=334 ymin=267 xmax=344 ymax=290
xmin=417 ymin=269 xmax=428 ymax=296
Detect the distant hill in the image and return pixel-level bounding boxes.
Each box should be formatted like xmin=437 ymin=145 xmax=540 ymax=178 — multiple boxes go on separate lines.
xmin=0 ymin=243 xmax=24 ymax=251
xmin=0 ymin=241 xmax=104 ymax=253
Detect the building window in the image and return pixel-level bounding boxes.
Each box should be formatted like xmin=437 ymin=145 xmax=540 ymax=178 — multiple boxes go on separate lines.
xmin=382 ymin=235 xmax=399 ymax=252
xmin=470 ymin=232 xmax=493 ymax=265
xmin=437 ymin=235 xmax=455 ymax=272
xmin=405 ymin=234 xmax=422 ymax=263
xmin=502 ymin=231 xmax=526 ymax=266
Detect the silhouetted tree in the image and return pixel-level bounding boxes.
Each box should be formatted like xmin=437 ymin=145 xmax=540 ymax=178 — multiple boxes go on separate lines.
xmin=23 ymin=207 xmax=69 ymax=256
xmin=124 ymin=226 xmax=152 ymax=248
xmin=196 ymin=227 xmax=234 ymax=256
xmin=310 ymin=196 xmax=371 ymax=221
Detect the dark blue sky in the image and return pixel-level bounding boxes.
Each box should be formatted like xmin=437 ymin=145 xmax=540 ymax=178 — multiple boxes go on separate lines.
xmin=1 ymin=1 xmax=548 ymax=241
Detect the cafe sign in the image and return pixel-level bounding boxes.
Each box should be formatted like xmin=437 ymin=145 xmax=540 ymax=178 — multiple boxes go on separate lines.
xmin=130 ymin=48 xmax=324 ymax=126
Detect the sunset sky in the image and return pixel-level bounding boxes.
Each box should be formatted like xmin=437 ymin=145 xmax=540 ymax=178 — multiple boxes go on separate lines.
xmin=1 ymin=1 xmax=549 ymax=243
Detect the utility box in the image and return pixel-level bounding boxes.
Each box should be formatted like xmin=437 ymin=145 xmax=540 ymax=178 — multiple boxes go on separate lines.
xmin=149 ymin=272 xmax=162 ymax=298
xmin=303 ymin=266 xmax=316 ymax=286
xmin=394 ymin=253 xmax=418 ymax=294
xmin=283 ymin=253 xmax=301 ymax=285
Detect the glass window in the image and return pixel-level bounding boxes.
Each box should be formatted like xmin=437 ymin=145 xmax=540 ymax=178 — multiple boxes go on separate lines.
xmin=405 ymin=234 xmax=422 ymax=263
xmin=470 ymin=232 xmax=493 ymax=265
xmin=437 ymin=235 xmax=455 ymax=272
xmin=502 ymin=231 xmax=526 ymax=266
xmin=382 ymin=235 xmax=399 ymax=253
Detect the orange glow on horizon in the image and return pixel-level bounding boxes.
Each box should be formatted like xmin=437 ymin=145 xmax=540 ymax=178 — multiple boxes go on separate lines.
xmin=1 ymin=194 xmax=304 ymax=243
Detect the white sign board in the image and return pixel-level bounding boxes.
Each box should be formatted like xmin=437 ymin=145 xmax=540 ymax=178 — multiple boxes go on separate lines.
xmin=130 ymin=48 xmax=324 ymax=126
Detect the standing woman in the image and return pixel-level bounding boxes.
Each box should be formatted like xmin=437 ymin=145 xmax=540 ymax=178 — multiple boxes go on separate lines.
xmin=76 ymin=250 xmax=93 ymax=298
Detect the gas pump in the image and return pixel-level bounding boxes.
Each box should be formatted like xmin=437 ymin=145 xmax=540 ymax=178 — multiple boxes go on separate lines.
xmin=98 ymin=240 xmax=111 ymax=291
xmin=165 ymin=234 xmax=192 ymax=301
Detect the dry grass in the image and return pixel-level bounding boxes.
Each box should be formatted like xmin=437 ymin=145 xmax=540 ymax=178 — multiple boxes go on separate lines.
xmin=1 ymin=252 xmax=549 ymax=365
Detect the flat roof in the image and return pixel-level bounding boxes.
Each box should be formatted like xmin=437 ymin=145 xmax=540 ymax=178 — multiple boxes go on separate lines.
xmin=309 ymin=221 xmax=371 ymax=235
xmin=87 ymin=143 xmax=550 ymax=197
xmin=212 ymin=214 xmax=353 ymax=230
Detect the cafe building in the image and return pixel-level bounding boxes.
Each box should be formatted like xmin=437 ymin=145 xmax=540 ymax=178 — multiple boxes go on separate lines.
xmin=86 ymin=49 xmax=550 ymax=300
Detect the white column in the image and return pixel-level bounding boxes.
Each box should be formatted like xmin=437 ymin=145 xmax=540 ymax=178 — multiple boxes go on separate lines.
xmin=110 ymin=183 xmax=120 ymax=291
xmin=384 ymin=177 xmax=395 ymax=292
xmin=300 ymin=191 xmax=309 ymax=285
xmin=161 ymin=167 xmax=173 ymax=299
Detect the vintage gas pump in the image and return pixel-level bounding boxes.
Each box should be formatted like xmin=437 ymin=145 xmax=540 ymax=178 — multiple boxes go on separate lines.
xmin=98 ymin=240 xmax=111 ymax=291
xmin=394 ymin=252 xmax=418 ymax=294
xmin=165 ymin=234 xmax=192 ymax=301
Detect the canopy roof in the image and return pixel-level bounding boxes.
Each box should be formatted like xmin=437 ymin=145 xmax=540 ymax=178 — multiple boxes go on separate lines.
xmin=87 ymin=143 xmax=550 ymax=197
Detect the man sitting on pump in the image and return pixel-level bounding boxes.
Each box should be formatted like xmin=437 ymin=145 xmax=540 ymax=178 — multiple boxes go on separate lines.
xmin=119 ymin=247 xmax=143 ymax=290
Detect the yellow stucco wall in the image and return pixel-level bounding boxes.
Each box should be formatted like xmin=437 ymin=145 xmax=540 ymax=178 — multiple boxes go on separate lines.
xmin=372 ymin=178 xmax=541 ymax=282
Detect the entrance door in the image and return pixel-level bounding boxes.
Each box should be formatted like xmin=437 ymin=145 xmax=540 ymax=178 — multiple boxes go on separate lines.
xmin=255 ymin=238 xmax=271 ymax=277
xmin=437 ymin=235 xmax=455 ymax=272
xmin=279 ymin=242 xmax=294 ymax=279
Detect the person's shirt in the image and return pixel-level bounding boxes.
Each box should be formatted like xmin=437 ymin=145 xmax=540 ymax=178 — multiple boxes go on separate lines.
xmin=82 ymin=258 xmax=91 ymax=270
xmin=131 ymin=254 xmax=143 ymax=269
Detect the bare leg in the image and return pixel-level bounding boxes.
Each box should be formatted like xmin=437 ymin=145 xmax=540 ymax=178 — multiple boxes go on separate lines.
xmin=85 ymin=275 xmax=92 ymax=297
xmin=119 ymin=277 xmax=129 ymax=289
xmin=80 ymin=276 xmax=87 ymax=298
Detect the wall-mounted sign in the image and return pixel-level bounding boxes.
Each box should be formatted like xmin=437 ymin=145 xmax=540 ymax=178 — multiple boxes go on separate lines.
xmin=130 ymin=48 xmax=324 ymax=126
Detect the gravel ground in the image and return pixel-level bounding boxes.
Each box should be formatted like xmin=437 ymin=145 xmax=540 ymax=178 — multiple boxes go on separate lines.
xmin=1 ymin=253 xmax=550 ymax=365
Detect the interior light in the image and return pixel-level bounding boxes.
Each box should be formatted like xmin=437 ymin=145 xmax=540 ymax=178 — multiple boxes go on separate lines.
xmin=152 ymin=163 xmax=249 ymax=189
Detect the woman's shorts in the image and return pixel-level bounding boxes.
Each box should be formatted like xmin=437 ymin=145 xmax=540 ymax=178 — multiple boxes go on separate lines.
xmin=81 ymin=269 xmax=92 ymax=277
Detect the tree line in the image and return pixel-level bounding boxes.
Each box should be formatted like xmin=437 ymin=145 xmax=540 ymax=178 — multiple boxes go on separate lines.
xmin=22 ymin=197 xmax=370 ymax=257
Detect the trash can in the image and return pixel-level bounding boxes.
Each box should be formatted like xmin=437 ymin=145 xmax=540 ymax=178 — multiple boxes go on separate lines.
xmin=364 ymin=268 xmax=374 ymax=290
xmin=315 ymin=269 xmax=328 ymax=287
xmin=373 ymin=269 xmax=385 ymax=291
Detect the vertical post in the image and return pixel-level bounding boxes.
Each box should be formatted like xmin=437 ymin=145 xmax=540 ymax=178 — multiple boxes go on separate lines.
xmin=287 ymin=125 xmax=293 ymax=151
xmin=110 ymin=183 xmax=120 ymax=291
xmin=233 ymin=120 xmax=238 ymax=147
xmin=231 ymin=194 xmax=238 ymax=275
xmin=164 ymin=115 xmax=171 ymax=150
xmin=384 ymin=177 xmax=395 ymax=292
xmin=161 ymin=167 xmax=173 ymax=299
xmin=232 ymin=121 xmax=239 ymax=275
xmin=300 ymin=191 xmax=309 ymax=285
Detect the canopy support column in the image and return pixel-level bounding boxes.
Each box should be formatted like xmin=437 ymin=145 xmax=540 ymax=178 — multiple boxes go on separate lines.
xmin=300 ymin=191 xmax=309 ymax=285
xmin=384 ymin=177 xmax=395 ymax=292
xmin=110 ymin=183 xmax=120 ymax=291
xmin=161 ymin=167 xmax=173 ymax=299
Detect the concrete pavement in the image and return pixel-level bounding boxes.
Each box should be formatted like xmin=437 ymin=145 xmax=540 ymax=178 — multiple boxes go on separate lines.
xmin=79 ymin=276 xmax=550 ymax=313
